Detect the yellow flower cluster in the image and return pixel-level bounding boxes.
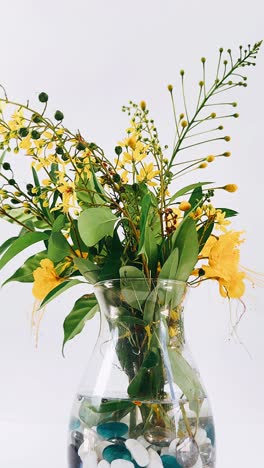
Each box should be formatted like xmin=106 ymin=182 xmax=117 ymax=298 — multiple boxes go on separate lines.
xmin=200 ymin=231 xmax=246 ymax=298
xmin=32 ymin=259 xmax=64 ymax=300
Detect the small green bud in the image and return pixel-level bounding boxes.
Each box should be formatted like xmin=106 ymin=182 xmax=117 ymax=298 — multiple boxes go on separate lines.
xmin=8 ymin=179 xmax=16 ymax=185
xmin=228 ymin=81 xmax=233 ymax=85
xmin=227 ymin=48 xmax=231 ymax=53
xmin=115 ymin=146 xmax=122 ymax=156
xmin=223 ymin=60 xmax=228 ymax=65
xmin=2 ymin=162 xmax=11 ymax=170
xmin=54 ymin=110 xmax=64 ymax=121
xmin=26 ymin=184 xmax=33 ymax=191
xmin=232 ymin=102 xmax=237 ymax=107
xmin=31 ymin=130 xmax=41 ymax=140
xmin=218 ymin=125 xmax=224 ymax=130
xmin=233 ymin=113 xmax=239 ymax=118
xmin=11 ymin=198 xmax=20 ymax=204
xmin=180 ymin=69 xmax=185 ymax=76
xmin=19 ymin=127 xmax=29 ymax=137
xmin=201 ymin=57 xmax=206 ymax=63
xmin=113 ymin=173 xmax=121 ymax=183
xmin=38 ymin=92 xmax=49 ymax=103
xmin=32 ymin=113 xmax=42 ymax=123
xmin=219 ymin=47 xmax=224 ymax=53
xmin=199 ymin=80 xmax=204 ymax=87
xmin=76 ymin=142 xmax=86 ymax=151
xmin=61 ymin=154 xmax=69 ymax=162
xmin=55 ymin=146 xmax=64 ymax=155
xmin=167 ymin=84 xmax=173 ymax=92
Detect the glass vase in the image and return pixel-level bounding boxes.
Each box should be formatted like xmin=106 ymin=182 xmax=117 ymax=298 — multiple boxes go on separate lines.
xmin=68 ymin=279 xmax=216 ymax=468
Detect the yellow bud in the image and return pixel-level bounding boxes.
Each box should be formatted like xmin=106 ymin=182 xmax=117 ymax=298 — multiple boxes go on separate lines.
xmin=23 ymin=202 xmax=30 ymax=208
xmin=32 ymin=197 xmax=38 ymax=204
xmin=210 ymin=112 xmax=216 ymax=118
xmin=207 ymin=155 xmax=215 ymax=162
xmin=140 ymin=100 xmax=146 ymax=111
xmin=199 ymin=162 xmax=208 ymax=169
xmin=181 ymin=120 xmax=188 ymax=128
xmin=127 ymin=135 xmax=137 ymax=150
xmin=179 ymin=113 xmax=185 ymax=120
xmin=43 ymin=200 xmax=49 ymax=207
xmin=14 ymin=191 xmax=21 ymax=197
xmin=224 ymin=136 xmax=231 ymax=142
xmin=40 ymin=193 xmax=47 ymax=199
xmin=42 ymin=179 xmax=51 ymax=186
xmin=31 ymin=187 xmax=38 ymax=194
xmin=199 ymin=81 xmax=204 ymax=87
xmin=223 ymin=184 xmax=238 ymax=193
xmin=167 ymin=84 xmax=173 ymax=92
xmin=224 ymin=151 xmax=231 ymax=157
xmin=179 ymin=201 xmax=191 ymax=211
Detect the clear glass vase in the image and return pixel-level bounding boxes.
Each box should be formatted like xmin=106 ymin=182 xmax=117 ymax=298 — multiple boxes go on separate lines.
xmin=68 ymin=279 xmax=216 ymax=468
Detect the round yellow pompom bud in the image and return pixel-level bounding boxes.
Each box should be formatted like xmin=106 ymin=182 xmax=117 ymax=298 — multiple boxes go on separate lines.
xmin=179 ymin=113 xmax=185 ymax=120
xmin=179 ymin=201 xmax=191 ymax=211
xmin=207 ymin=155 xmax=215 ymax=162
xmin=140 ymin=101 xmax=146 ymax=111
xmin=199 ymin=162 xmax=208 ymax=169
xmin=181 ymin=120 xmax=188 ymax=128
xmin=223 ymin=184 xmax=238 ymax=192
xmin=224 ymin=136 xmax=231 ymax=142
xmin=224 ymin=151 xmax=231 ymax=157
xmin=167 ymin=84 xmax=173 ymax=92
xmin=211 ymin=112 xmax=216 ymax=118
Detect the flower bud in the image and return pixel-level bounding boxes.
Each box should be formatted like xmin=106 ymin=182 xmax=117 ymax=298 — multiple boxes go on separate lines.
xmin=2 ymin=162 xmax=11 ymax=170
xmin=167 ymin=84 xmax=173 ymax=92
xmin=210 ymin=112 xmax=216 ymax=118
xmin=201 ymin=57 xmax=206 ymax=63
xmin=54 ymin=110 xmax=64 ymax=121
xmin=115 ymin=146 xmax=122 ymax=156
xmin=223 ymin=184 xmax=238 ymax=193
xmin=199 ymin=162 xmax=208 ymax=169
xmin=140 ymin=100 xmax=146 ymax=110
xmin=19 ymin=127 xmax=29 ymax=137
xmin=38 ymin=92 xmax=49 ymax=103
xmin=224 ymin=136 xmax=231 ymax=142
xmin=223 ymin=151 xmax=231 ymax=157
xmin=207 ymin=155 xmax=215 ymax=162
xmin=181 ymin=120 xmax=188 ymax=128
xmin=180 ymin=69 xmax=185 ymax=76
xmin=31 ymin=130 xmax=40 ymax=140
xmin=179 ymin=201 xmax=191 ymax=211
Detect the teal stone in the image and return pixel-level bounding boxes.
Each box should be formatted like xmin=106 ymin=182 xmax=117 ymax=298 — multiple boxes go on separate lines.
xmin=97 ymin=421 xmax=128 ymax=439
xmin=69 ymin=417 xmax=81 ymax=431
xmin=161 ymin=454 xmax=182 ymax=467
xmin=205 ymin=422 xmax=215 ymax=446
xmin=103 ymin=444 xmax=132 ymax=463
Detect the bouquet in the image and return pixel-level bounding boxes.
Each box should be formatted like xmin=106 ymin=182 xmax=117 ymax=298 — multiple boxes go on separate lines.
xmin=0 ymin=41 xmax=261 ymax=351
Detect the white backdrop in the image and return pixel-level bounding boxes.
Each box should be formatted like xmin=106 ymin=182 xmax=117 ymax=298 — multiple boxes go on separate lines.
xmin=0 ymin=1 xmax=263 ymax=467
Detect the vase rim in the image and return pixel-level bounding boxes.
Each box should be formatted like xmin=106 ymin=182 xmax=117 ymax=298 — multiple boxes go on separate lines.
xmin=93 ymin=278 xmax=187 ymax=288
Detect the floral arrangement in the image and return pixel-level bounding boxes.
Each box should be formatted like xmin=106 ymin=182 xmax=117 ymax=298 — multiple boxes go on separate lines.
xmin=0 ymin=41 xmax=261 ymax=352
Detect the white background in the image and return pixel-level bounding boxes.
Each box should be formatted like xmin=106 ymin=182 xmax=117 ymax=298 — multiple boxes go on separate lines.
xmin=0 ymin=1 xmax=263 ymax=467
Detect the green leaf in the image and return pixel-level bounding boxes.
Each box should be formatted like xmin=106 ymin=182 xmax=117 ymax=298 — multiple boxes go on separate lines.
xmin=138 ymin=194 xmax=152 ymax=252
xmin=2 ymin=251 xmax=47 ymax=285
xmin=197 ymin=221 xmax=214 ymax=252
xmin=52 ymin=214 xmax=67 ymax=233
xmin=170 ymin=182 xmax=213 ymax=203
xmin=40 ymin=279 xmax=83 ymax=308
xmin=0 ymin=149 xmax=7 ymax=167
xmin=188 ymin=186 xmax=203 ymax=210
xmin=48 ymin=232 xmax=71 ymax=262
xmin=78 ymin=207 xmax=117 ymax=246
xmin=159 ymin=248 xmax=179 ymax=280
xmin=0 ymin=232 xmax=49 ymax=271
xmin=127 ymin=349 xmax=159 ymax=398
xmin=0 ymin=236 xmax=18 ymax=256
xmin=143 ymin=287 xmax=159 ymax=323
xmin=117 ymin=316 xmax=147 ymax=327
xmin=174 ymin=217 xmax=199 ymax=281
xmin=168 ymin=348 xmax=205 ymax=405
xmin=138 ymin=225 xmax=158 ymax=273
xmin=120 ymin=266 xmax=150 ymax=310
xmin=99 ymin=230 xmax=123 ymax=281
xmin=73 ymin=257 xmax=100 ymax=283
xmin=63 ymin=294 xmax=98 ymax=352
xmin=216 ymin=208 xmax=238 ymax=218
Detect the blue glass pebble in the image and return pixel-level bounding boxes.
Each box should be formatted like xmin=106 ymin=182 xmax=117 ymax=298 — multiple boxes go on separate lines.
xmin=205 ymin=422 xmax=215 ymax=446
xmin=97 ymin=421 xmax=128 ymax=439
xmin=103 ymin=444 xmax=132 ymax=463
xmin=69 ymin=417 xmax=81 ymax=431
xmin=161 ymin=454 xmax=183 ymax=467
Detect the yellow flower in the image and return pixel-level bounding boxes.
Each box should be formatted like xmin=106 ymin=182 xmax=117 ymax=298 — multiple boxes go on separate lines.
xmin=32 ymin=259 xmax=64 ymax=300
xmin=137 ymin=162 xmax=159 ymax=186
xmin=215 ymin=210 xmax=231 ymax=232
xmin=201 ymin=231 xmax=246 ymax=298
xmin=19 ymin=134 xmax=32 ymax=151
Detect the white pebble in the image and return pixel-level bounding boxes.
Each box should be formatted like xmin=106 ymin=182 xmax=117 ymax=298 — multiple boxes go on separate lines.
xmin=160 ymin=447 xmax=170 ymax=455
xmin=205 ymin=437 xmax=212 ymax=444
xmin=125 ymin=438 xmax=150 ymax=467
xmin=169 ymin=438 xmax=180 ymax=454
xmin=82 ymin=450 xmax=98 ymax=468
xmin=137 ymin=435 xmax=150 ymax=448
xmin=98 ymin=461 xmax=111 ymax=468
xmin=111 ymin=461 xmax=134 ymax=468
xmin=147 ymin=447 xmax=163 ymax=467
xmin=194 ymin=428 xmax=207 ymax=446
xmin=190 ymin=456 xmax=203 ymax=468
xmin=96 ymin=441 xmax=113 ymax=460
